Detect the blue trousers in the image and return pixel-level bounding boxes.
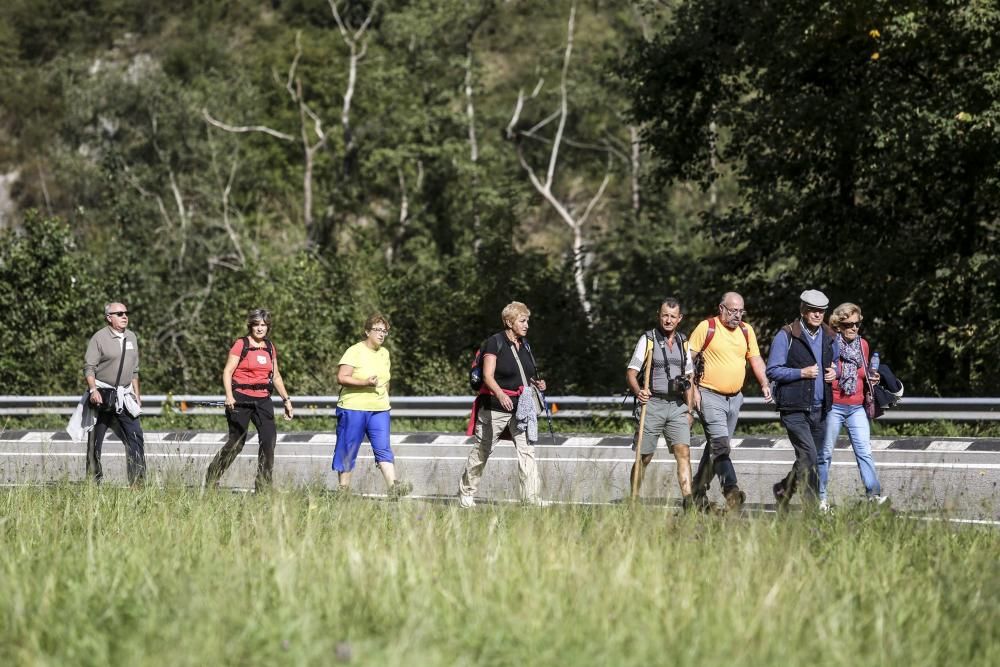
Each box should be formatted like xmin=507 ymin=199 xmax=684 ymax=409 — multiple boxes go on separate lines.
xmin=332 ymin=408 xmax=393 ymax=473
xmin=818 ymin=403 xmax=881 ymax=501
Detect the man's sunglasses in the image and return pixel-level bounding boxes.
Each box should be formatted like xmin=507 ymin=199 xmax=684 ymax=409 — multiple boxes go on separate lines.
xmin=108 ymin=311 xmax=129 ymax=317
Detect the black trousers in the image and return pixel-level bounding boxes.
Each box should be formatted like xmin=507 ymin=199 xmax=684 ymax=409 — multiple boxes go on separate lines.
xmin=86 ymin=408 xmax=146 ymax=485
xmin=205 ymin=392 xmax=277 ymax=491
xmin=777 ymin=406 xmax=826 ymax=502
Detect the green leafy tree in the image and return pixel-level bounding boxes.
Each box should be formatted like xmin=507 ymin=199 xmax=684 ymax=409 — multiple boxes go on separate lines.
xmin=626 ymin=0 xmax=1000 ymax=394
xmin=0 ymin=212 xmax=98 ymax=393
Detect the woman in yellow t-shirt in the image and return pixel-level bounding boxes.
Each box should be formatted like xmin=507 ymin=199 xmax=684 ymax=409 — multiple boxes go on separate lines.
xmin=333 ymin=313 xmax=411 ymax=497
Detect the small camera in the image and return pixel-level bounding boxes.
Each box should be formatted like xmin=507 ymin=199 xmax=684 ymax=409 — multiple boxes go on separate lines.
xmin=668 ymin=376 xmax=691 ymax=395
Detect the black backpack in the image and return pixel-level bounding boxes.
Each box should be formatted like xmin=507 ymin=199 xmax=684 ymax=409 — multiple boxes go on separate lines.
xmin=469 ymin=334 xmax=498 ymax=392
xmin=469 ymin=333 xmax=536 ymax=392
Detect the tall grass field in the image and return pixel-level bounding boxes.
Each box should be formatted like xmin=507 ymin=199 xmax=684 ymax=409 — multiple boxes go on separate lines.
xmin=1 ymin=485 xmax=997 ymax=666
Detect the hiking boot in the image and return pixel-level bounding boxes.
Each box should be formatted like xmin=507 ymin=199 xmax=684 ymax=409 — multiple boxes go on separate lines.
xmin=682 ymin=495 xmax=695 ymax=512
xmin=388 ymin=480 xmax=413 ymax=499
xmin=692 ymin=492 xmax=714 ymax=514
xmin=723 ymin=486 xmax=746 ymax=512
xmin=458 ymin=493 xmax=476 ymax=509
xmin=772 ymin=481 xmax=789 ymax=509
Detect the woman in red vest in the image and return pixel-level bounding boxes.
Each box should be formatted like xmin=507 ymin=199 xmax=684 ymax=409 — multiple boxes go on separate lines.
xmin=205 ymin=308 xmax=293 ymax=491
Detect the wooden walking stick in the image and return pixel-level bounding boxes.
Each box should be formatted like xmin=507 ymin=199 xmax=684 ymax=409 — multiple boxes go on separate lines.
xmin=630 ymin=338 xmax=654 ymax=501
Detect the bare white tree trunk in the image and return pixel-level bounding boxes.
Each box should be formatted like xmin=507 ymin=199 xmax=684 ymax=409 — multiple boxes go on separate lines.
xmin=329 ymin=0 xmax=378 ymax=176
xmin=708 ymin=117 xmax=718 ymax=209
xmin=385 ymin=161 xmax=423 ymax=264
xmin=35 ymin=163 xmax=53 ymax=216
xmin=203 ymin=32 xmax=327 ymax=244
xmin=629 ymin=124 xmax=641 ymax=219
xmin=507 ymin=2 xmax=612 ymax=324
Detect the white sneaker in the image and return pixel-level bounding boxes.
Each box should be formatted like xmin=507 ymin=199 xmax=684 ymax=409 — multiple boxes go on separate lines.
xmin=458 ymin=493 xmax=476 ymax=508
xmin=871 ymin=495 xmax=890 ymax=506
xmin=819 ymin=500 xmax=830 ymax=513
xmin=527 ymin=498 xmax=552 ymax=508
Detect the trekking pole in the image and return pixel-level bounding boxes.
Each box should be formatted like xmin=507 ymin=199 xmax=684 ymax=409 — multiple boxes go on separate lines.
xmin=538 ymin=388 xmax=557 ymax=445
xmin=630 ymin=340 xmax=654 ymax=501
xmin=179 ymin=400 xmax=256 ymax=410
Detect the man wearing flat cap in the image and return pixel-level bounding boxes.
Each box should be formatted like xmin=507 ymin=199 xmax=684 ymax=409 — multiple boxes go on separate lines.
xmin=765 ymin=289 xmax=836 ymax=509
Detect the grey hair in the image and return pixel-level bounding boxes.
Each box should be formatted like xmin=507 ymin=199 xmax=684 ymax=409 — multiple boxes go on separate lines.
xmin=104 ymin=302 xmax=125 ymax=316
xmin=246 ymin=308 xmax=272 ymax=332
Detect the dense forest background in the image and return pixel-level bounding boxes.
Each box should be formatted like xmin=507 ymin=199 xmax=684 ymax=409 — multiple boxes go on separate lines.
xmin=1 ymin=0 xmax=998 ymax=397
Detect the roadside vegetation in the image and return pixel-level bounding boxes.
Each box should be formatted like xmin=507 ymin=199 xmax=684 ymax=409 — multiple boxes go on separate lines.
xmin=1 ymin=485 xmax=996 ymax=666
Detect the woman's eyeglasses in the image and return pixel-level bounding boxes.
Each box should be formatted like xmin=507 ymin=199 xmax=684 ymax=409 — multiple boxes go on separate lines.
xmin=370 ymin=328 xmax=389 ymax=335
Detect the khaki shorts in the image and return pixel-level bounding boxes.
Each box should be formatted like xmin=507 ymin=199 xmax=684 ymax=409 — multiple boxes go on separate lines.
xmin=632 ymin=395 xmax=691 ymax=456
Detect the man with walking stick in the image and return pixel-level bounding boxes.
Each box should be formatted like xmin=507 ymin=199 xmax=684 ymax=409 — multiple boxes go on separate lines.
xmin=626 ymin=298 xmax=696 ymax=509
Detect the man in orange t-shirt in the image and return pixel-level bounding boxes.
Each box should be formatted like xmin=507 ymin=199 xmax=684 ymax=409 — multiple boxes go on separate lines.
xmin=689 ymin=292 xmax=772 ymax=511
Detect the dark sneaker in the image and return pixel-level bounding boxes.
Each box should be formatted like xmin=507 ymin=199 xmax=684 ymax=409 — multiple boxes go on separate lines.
xmin=724 ymin=486 xmax=746 ymax=511
xmin=388 ymin=480 xmax=413 ymax=498
xmin=772 ymin=481 xmax=788 ymax=508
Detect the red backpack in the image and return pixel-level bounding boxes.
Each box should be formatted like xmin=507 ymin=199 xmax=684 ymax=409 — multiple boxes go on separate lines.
xmin=693 ymin=317 xmax=749 ymax=385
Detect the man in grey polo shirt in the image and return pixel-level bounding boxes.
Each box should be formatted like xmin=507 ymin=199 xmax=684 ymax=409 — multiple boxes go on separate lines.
xmin=626 ymin=297 xmax=696 ymax=508
xmin=83 ymin=301 xmax=146 ymax=484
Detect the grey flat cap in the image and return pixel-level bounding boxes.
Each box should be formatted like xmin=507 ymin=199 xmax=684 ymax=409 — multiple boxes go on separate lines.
xmin=800 ymin=289 xmax=829 ymax=309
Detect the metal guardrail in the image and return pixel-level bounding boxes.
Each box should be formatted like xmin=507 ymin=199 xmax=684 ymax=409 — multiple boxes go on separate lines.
xmin=2 ymin=395 xmax=1000 ymax=421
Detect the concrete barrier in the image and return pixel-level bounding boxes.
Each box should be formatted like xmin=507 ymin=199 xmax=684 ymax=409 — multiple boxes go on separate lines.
xmin=2 ymin=431 xmax=998 ymax=520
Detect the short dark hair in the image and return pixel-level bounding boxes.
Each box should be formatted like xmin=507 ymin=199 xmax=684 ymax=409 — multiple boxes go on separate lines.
xmin=365 ymin=312 xmax=390 ymax=332
xmin=246 ymin=308 xmax=272 ymax=333
xmin=659 ymin=297 xmax=682 ymax=314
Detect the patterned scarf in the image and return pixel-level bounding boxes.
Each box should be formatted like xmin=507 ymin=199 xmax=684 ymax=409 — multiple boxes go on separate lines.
xmin=838 ymin=334 xmax=864 ymax=396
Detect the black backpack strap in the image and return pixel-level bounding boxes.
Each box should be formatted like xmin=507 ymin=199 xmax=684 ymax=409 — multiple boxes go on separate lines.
xmin=237 ymin=336 xmax=251 ymax=364
xmin=677 ymin=331 xmax=689 ymax=374
xmin=652 ymin=328 xmax=671 ymax=377
xmin=520 ymin=337 xmax=539 ymax=381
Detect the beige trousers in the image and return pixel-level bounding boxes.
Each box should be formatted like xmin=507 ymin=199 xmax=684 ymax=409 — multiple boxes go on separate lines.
xmin=459 ymin=403 xmax=540 ymax=502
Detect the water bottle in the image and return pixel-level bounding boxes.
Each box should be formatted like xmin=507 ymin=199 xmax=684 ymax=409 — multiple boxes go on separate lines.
xmin=869 ymin=352 xmax=880 ymax=378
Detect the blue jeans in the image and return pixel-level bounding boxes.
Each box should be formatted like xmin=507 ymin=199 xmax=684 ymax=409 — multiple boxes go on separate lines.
xmin=818 ymin=403 xmax=881 ymax=501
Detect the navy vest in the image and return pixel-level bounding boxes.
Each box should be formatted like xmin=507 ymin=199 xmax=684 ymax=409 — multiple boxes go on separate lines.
xmin=773 ymin=321 xmax=834 ymax=413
